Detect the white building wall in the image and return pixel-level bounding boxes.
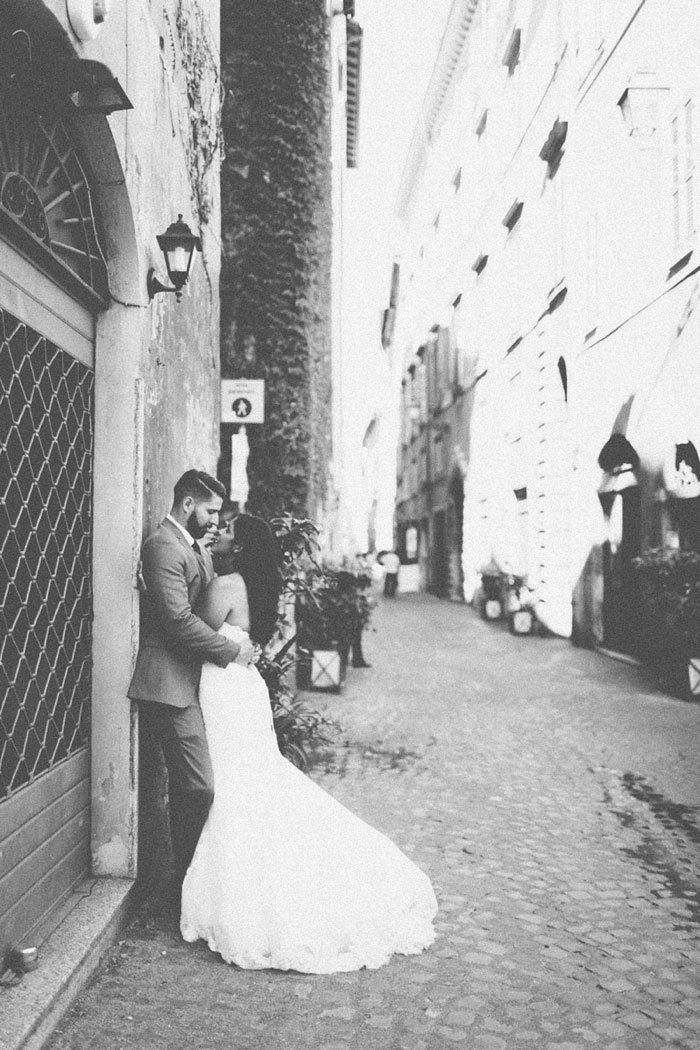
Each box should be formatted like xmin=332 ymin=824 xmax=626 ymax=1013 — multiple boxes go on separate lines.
xmin=394 ymin=0 xmax=700 ymax=640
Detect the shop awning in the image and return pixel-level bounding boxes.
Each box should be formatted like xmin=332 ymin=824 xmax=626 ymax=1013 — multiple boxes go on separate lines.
xmin=597 ymin=433 xmax=639 ymax=474
xmin=669 ymin=440 xmax=700 ymax=499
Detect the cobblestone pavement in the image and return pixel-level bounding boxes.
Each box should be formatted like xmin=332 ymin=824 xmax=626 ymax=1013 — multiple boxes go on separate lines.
xmin=48 ymin=594 xmax=700 ymax=1050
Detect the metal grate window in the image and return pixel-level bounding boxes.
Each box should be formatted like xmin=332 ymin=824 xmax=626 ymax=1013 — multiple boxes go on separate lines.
xmin=0 ymin=309 xmax=93 ymax=800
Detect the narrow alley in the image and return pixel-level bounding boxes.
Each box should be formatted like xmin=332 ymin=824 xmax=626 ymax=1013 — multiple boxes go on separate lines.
xmin=41 ymin=593 xmax=700 ymax=1050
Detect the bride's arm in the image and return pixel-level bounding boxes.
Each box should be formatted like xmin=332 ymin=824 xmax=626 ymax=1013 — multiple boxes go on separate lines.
xmin=197 ymin=573 xmax=250 ymax=632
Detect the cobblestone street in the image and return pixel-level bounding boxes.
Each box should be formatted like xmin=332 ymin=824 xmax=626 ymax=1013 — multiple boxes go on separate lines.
xmin=48 ymin=594 xmax=700 ymax=1050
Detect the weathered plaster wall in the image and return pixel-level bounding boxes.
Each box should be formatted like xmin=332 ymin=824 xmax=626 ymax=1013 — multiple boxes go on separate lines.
xmin=39 ymin=0 xmax=222 ymax=878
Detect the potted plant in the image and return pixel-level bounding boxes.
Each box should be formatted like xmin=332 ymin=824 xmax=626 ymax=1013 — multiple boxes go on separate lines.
xmin=632 ymin=547 xmax=700 ymax=699
xmin=264 ymin=515 xmax=337 ymax=752
xmin=295 ymin=568 xmax=373 ymax=692
xmin=477 ymin=561 xmax=504 ymax=620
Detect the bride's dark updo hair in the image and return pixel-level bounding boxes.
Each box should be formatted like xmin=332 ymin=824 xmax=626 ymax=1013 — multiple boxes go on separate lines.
xmin=231 ymin=513 xmax=282 ymax=646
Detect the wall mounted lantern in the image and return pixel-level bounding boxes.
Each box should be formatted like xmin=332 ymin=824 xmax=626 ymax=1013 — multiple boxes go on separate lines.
xmin=147 ymin=215 xmax=202 ymax=302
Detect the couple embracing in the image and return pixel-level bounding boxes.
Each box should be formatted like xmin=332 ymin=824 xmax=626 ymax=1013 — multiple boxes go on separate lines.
xmin=128 ymin=469 xmax=437 ymax=974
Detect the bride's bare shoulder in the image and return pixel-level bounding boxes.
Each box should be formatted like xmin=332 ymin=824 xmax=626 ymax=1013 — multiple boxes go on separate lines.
xmin=208 ymin=571 xmax=246 ymax=595
xmin=198 ymin=572 xmax=248 ymax=630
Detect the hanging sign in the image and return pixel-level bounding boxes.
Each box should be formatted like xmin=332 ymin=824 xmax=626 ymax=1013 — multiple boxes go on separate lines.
xmin=229 ymin=429 xmax=249 ymax=505
xmin=221 ymin=379 xmax=265 ymax=424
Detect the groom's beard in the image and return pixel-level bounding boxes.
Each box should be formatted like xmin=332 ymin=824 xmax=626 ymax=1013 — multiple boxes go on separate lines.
xmin=186 ymin=510 xmax=207 ymax=540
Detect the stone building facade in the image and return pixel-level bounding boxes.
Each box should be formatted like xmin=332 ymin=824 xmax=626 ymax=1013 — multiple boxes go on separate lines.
xmin=0 ymin=0 xmax=221 ymax=973
xmin=392 ymin=0 xmax=700 ymax=648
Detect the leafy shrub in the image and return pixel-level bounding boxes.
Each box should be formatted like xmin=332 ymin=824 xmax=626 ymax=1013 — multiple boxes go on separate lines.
xmin=256 ymin=648 xmax=334 ymax=771
xmin=632 ymin=548 xmax=700 ymax=697
xmin=632 ymin=548 xmax=700 ymax=650
xmin=296 ymin=568 xmax=373 ymax=650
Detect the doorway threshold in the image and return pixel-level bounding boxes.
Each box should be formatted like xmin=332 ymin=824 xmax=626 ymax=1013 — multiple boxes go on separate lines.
xmin=597 ymin=646 xmax=642 ymax=668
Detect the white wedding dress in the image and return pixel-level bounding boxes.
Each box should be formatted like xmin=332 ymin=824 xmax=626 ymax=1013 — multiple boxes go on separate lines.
xmin=180 ymin=624 xmax=438 ymax=973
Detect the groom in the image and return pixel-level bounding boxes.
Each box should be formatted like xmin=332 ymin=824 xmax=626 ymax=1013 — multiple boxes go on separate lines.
xmin=128 ymin=469 xmax=253 ymax=904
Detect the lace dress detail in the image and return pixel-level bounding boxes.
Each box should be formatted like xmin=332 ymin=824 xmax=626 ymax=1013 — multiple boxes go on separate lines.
xmin=180 ymin=623 xmax=438 ymax=973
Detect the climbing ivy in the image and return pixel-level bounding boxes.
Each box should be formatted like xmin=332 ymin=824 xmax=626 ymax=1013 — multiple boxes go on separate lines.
xmin=220 ymin=0 xmax=333 ymax=521
xmin=176 ymin=0 xmax=222 ymax=228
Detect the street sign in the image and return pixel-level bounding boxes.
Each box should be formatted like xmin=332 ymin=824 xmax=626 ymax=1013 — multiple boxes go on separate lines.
xmin=221 ymin=379 xmax=265 ymax=424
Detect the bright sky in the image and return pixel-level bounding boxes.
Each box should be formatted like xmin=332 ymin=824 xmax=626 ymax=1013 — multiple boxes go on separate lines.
xmin=341 ymin=0 xmax=454 ymax=439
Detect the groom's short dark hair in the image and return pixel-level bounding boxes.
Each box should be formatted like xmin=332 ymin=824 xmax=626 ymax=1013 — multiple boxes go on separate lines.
xmin=173 ymin=469 xmax=226 ymax=504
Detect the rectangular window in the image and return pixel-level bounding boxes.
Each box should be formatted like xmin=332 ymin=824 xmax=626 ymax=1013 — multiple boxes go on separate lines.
xmin=437 ymin=326 xmax=453 ymax=407
xmin=430 ymin=340 xmax=440 ymax=412
xmin=585 ymin=210 xmax=599 ymax=326
xmin=672 ymin=96 xmax=696 ymax=248
xmin=686 ymin=100 xmax=695 ymax=236
xmin=417 ymin=361 xmax=427 ymax=423
xmin=578 ymin=0 xmax=603 ymax=59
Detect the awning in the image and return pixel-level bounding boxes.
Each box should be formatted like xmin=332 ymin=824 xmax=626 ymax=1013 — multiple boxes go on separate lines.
xmin=668 ymin=440 xmax=700 ymax=499
xmin=597 ymin=433 xmax=639 ymax=473
xmin=597 ymin=433 xmax=639 ymax=515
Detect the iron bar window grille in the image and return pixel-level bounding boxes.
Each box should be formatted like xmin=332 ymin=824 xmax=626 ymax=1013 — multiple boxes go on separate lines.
xmin=0 ymin=309 xmax=93 ymax=800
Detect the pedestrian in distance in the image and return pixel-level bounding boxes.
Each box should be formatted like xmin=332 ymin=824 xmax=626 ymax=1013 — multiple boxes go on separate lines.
xmin=128 ymin=470 xmax=255 ymax=909
xmin=337 ymin=560 xmax=373 ymax=668
xmin=382 ymin=550 xmax=400 ymax=598
xmin=179 ymin=513 xmax=438 ymax=972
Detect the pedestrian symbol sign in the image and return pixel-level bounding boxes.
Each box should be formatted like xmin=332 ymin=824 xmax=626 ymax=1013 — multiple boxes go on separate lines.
xmin=221 ymin=379 xmax=265 ymax=424
xmin=232 ymin=397 xmax=252 ymax=418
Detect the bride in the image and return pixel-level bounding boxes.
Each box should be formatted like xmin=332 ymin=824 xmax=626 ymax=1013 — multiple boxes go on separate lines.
xmin=180 ymin=512 xmax=438 ymax=973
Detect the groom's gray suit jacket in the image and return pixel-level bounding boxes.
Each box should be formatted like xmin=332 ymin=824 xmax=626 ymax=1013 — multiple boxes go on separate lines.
xmin=127 ymin=518 xmax=238 ymax=708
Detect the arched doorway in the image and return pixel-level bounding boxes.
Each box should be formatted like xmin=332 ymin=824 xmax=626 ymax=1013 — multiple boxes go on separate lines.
xmin=430 ymin=508 xmax=449 ymax=598
xmin=0 ymin=57 xmax=109 ymax=964
xmin=447 ymin=469 xmax=465 ymax=600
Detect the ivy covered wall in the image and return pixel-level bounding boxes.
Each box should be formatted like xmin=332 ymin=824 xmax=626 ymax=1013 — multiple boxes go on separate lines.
xmin=219 ymin=0 xmax=333 ymax=521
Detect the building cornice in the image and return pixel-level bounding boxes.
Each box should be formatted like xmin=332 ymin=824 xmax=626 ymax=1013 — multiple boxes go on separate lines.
xmin=396 ymin=0 xmax=480 ymax=221
xmin=346 ymin=18 xmax=363 ymax=168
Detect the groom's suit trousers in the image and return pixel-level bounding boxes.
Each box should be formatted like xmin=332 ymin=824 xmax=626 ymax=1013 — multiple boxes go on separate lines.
xmin=141 ymin=700 xmax=215 ymax=885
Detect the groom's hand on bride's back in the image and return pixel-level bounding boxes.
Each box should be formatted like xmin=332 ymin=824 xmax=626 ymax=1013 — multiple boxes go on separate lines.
xmin=231 ymin=635 xmax=256 ymax=667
